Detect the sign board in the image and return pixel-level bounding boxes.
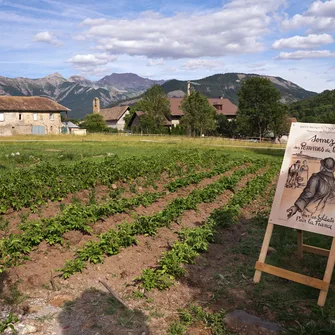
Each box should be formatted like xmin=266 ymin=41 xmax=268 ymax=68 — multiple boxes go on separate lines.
xmin=255 ymin=122 xmax=335 ymax=307
xmin=270 ymin=122 xmax=335 ymax=237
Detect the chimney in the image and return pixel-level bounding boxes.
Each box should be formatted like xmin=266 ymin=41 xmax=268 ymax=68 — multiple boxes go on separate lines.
xmin=187 ymin=81 xmax=190 ymax=96
xmin=93 ymin=97 xmax=100 ymax=113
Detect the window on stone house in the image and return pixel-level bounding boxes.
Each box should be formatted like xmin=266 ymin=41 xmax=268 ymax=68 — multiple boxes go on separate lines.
xmin=0 ymin=113 xmax=4 ymax=121
xmin=33 ymin=113 xmax=38 ymax=121
xmin=49 ymin=113 xmax=54 ymax=120
xmin=19 ymin=113 xmax=22 ymax=120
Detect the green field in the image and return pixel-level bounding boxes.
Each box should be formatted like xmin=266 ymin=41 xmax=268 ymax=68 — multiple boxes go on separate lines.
xmin=0 ymin=136 xmax=334 ymax=335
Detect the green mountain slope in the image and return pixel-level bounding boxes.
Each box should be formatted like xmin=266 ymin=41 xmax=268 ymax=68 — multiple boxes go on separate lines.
xmin=288 ymin=89 xmax=335 ymax=123
xmin=161 ymin=73 xmax=317 ymax=105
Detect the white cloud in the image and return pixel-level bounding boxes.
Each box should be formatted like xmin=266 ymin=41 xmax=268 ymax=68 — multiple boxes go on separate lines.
xmin=81 ymin=18 xmax=108 ymax=26
xmin=68 ymin=53 xmax=117 ymax=66
xmin=147 ymin=59 xmax=165 ymax=67
xmin=307 ymin=0 xmax=335 ymax=17
xmin=224 ymin=0 xmax=286 ymax=11
xmin=76 ymin=0 xmax=287 ymax=59
xmin=33 ymin=31 xmax=62 ymax=46
xmin=276 ymin=50 xmax=335 ymax=59
xmin=273 ymin=33 xmax=333 ymax=49
xmin=67 ymin=53 xmax=117 ymax=76
xmin=182 ymin=59 xmax=222 ymax=70
xmin=283 ymin=1 xmax=335 ymax=31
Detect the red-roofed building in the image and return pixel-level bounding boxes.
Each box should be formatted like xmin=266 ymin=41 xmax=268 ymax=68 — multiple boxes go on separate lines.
xmin=169 ymin=97 xmax=237 ymax=126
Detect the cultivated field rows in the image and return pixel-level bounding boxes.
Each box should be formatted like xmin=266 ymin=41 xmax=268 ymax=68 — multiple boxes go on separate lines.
xmin=0 ymin=149 xmax=282 ymax=334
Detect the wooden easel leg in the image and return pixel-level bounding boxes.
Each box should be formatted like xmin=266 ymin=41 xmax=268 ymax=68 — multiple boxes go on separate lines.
xmin=297 ymin=230 xmax=303 ymax=260
xmin=317 ymin=237 xmax=335 ymax=307
xmin=254 ymin=223 xmax=274 ymax=283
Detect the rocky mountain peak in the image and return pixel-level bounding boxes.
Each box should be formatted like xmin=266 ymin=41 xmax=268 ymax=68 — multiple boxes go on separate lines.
xmin=68 ymin=75 xmax=87 ymax=82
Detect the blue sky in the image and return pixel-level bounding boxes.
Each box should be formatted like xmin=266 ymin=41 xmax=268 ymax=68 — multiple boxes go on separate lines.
xmin=0 ymin=0 xmax=335 ymax=92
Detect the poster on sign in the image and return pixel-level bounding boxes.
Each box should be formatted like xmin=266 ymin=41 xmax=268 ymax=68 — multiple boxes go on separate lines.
xmin=270 ymin=122 xmax=335 ymax=237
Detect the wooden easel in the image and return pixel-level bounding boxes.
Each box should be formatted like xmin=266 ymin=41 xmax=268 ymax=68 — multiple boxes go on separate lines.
xmin=254 ymin=223 xmax=335 ymax=307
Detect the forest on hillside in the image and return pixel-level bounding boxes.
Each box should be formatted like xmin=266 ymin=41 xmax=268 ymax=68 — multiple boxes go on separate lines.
xmin=288 ymin=89 xmax=335 ymax=123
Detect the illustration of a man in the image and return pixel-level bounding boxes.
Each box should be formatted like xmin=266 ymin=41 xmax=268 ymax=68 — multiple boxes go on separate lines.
xmin=287 ymin=157 xmax=335 ymax=218
xmin=286 ymin=160 xmax=301 ymax=188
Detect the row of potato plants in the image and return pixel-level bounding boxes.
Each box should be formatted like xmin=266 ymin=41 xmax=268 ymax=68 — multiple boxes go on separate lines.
xmin=0 ymin=157 xmax=243 ymax=272
xmin=0 ymin=149 xmax=223 ymax=213
xmin=58 ymin=159 xmax=266 ymax=279
xmin=135 ymin=163 xmax=280 ymax=292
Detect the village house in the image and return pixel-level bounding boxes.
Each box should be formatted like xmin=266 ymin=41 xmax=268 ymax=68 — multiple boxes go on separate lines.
xmin=127 ymin=97 xmax=238 ymax=130
xmin=61 ymin=121 xmax=87 ymax=135
xmin=0 ymin=96 xmax=69 ymax=136
xmin=93 ymin=98 xmax=130 ymax=131
xmin=169 ymin=97 xmax=238 ymax=126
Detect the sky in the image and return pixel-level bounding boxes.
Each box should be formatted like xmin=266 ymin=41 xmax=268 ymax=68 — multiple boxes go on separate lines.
xmin=0 ymin=0 xmax=335 ymax=92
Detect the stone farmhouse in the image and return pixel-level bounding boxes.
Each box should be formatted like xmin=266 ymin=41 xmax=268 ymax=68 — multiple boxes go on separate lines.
xmin=93 ymin=98 xmax=130 ymax=131
xmin=0 ymin=96 xmax=70 ymax=136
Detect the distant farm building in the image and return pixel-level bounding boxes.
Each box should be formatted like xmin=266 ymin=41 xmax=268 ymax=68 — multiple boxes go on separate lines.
xmin=127 ymin=97 xmax=237 ymax=130
xmin=169 ymin=97 xmax=237 ymax=126
xmin=61 ymin=121 xmax=86 ymax=135
xmin=93 ymin=98 xmax=130 ymax=131
xmin=0 ymin=96 xmax=70 ymax=136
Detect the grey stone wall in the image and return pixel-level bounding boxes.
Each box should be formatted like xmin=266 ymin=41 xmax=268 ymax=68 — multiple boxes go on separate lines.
xmin=0 ymin=111 xmax=62 ymax=135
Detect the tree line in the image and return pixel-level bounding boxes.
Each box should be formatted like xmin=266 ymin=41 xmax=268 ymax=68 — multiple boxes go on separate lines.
xmin=80 ymin=77 xmax=291 ymax=139
xmin=287 ymin=89 xmax=335 ymax=124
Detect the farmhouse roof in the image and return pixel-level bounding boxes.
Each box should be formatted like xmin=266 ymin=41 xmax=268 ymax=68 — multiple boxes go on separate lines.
xmin=208 ymin=98 xmax=237 ymax=116
xmin=62 ymin=121 xmax=79 ymax=128
xmin=99 ymin=106 xmax=129 ymax=121
xmin=169 ymin=98 xmax=185 ymax=116
xmin=0 ymin=96 xmax=70 ymax=111
xmin=168 ymin=97 xmax=237 ymax=117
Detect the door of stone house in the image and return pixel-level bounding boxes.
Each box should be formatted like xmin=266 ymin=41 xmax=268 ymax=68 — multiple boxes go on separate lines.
xmin=32 ymin=125 xmax=46 ymax=135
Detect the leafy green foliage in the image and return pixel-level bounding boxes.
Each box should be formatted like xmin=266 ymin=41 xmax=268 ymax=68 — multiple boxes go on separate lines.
xmin=288 ymin=89 xmax=335 ymax=123
xmin=216 ymin=114 xmax=237 ymax=138
xmin=80 ymin=113 xmax=109 ymax=133
xmin=59 ymin=158 xmax=258 ymax=278
xmin=0 ymin=150 xmax=238 ymax=273
xmin=136 ymin=85 xmax=171 ymax=133
xmin=0 ymin=149 xmax=216 ymax=213
xmin=180 ymin=91 xmax=216 ymax=136
xmin=168 ymin=305 xmax=228 ymax=335
xmin=237 ymin=77 xmax=287 ymax=140
xmin=0 ymin=313 xmax=19 ymax=333
xmin=136 ymin=162 xmax=280 ymax=291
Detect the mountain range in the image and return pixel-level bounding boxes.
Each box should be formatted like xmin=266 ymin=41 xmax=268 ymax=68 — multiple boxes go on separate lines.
xmin=0 ymin=72 xmax=317 ymax=119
